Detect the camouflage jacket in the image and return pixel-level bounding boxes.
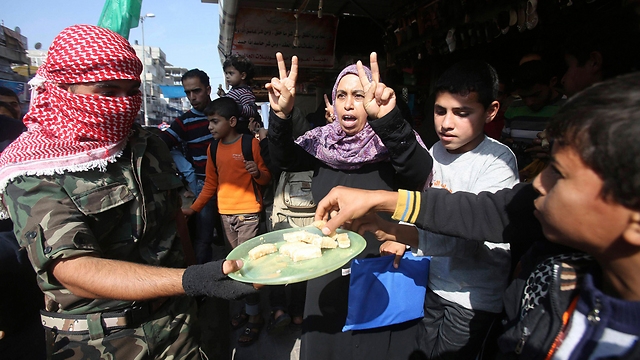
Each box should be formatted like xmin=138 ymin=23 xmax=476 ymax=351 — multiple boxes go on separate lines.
xmin=3 ymin=124 xmax=185 ymax=315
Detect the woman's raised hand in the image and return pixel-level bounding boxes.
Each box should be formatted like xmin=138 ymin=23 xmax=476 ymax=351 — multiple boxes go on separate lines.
xmin=357 ymin=52 xmax=396 ymax=120
xmin=265 ymin=52 xmax=298 ymax=119
xmin=324 ymin=94 xmax=335 ymax=123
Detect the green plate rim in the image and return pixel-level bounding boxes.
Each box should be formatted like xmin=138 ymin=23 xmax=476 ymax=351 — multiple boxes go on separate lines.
xmin=226 ymin=227 xmax=366 ymax=285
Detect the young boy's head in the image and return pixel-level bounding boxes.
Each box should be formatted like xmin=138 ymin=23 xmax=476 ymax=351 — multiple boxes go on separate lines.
xmin=434 ymin=60 xmax=500 ymax=154
xmin=204 ymin=97 xmax=240 ymax=141
xmin=222 ymin=54 xmax=255 ymax=88
xmin=512 ymin=60 xmax=558 ymax=112
xmin=532 ymin=72 xmax=640 ymax=258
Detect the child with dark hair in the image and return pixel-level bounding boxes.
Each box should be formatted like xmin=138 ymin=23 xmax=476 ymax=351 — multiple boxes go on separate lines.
xmin=316 ymin=72 xmax=640 ymax=359
xmin=381 ymin=59 xmax=518 ymax=359
xmin=183 ymin=96 xmax=271 ymax=346
xmin=218 ymin=54 xmax=258 ymax=128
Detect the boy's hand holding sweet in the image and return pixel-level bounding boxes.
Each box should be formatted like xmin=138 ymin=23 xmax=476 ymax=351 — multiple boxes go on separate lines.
xmin=217 ymin=84 xmax=226 ymax=97
xmin=245 ymin=160 xmax=260 ymax=178
xmin=358 ymin=52 xmax=396 ymax=120
xmin=265 ymin=52 xmax=298 ymax=119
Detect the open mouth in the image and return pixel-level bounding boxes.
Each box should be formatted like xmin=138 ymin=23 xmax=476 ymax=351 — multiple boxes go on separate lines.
xmin=341 ymin=114 xmax=359 ymax=128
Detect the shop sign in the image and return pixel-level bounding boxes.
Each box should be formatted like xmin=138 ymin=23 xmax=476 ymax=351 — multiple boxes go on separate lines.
xmin=233 ymin=8 xmax=337 ymax=68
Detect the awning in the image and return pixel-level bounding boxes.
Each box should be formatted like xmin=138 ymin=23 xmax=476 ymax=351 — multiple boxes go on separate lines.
xmin=158 ymin=85 xmax=186 ymax=98
xmin=217 ymin=0 xmax=239 ymax=64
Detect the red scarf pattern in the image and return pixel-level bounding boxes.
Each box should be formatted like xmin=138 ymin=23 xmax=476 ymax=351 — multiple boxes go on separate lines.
xmin=0 ymin=25 xmax=143 ymax=219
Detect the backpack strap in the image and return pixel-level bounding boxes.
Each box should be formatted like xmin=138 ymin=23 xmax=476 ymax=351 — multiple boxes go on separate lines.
xmin=209 ymin=139 xmax=221 ymax=175
xmin=240 ymin=134 xmax=254 ymax=162
xmin=241 ymin=134 xmax=261 ymax=203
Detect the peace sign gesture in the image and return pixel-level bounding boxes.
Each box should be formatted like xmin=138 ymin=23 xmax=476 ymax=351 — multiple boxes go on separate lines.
xmin=265 ymin=52 xmax=298 ymax=119
xmin=324 ymin=93 xmax=335 ymax=123
xmin=357 ymin=52 xmax=396 ymax=120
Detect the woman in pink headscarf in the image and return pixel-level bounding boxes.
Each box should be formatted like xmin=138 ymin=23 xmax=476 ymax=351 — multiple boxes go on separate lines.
xmin=267 ymin=52 xmax=432 ymax=360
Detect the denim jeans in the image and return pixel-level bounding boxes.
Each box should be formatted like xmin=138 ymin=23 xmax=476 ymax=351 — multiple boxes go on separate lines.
xmin=170 ymin=149 xmax=197 ymax=193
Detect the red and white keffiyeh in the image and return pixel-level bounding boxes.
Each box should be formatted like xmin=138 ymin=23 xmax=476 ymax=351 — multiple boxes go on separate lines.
xmin=0 ymin=25 xmax=143 ymax=219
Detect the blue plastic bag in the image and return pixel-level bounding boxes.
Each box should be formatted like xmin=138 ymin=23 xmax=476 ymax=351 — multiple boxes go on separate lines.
xmin=343 ymin=252 xmax=430 ymax=331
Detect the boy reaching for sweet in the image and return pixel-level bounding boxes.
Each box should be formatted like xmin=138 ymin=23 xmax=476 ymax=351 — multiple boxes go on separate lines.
xmin=315 ymin=73 xmax=640 ymax=359
xmin=380 ymin=60 xmax=518 ymax=359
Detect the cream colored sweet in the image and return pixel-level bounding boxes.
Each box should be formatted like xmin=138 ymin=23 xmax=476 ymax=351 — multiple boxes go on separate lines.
xmin=283 ymin=230 xmax=309 ymax=242
xmin=279 ymin=241 xmax=311 ymax=257
xmin=312 ymin=219 xmax=337 ymax=238
xmin=291 ymin=246 xmax=322 ymax=262
xmin=312 ymin=236 xmax=338 ymax=249
xmin=312 ymin=220 xmax=326 ymax=229
xmin=248 ymin=243 xmax=277 ymax=260
xmin=336 ymin=233 xmax=350 ymax=248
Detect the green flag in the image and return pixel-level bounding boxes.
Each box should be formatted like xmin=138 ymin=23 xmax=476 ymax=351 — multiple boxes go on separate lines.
xmin=97 ymin=0 xmax=143 ymax=39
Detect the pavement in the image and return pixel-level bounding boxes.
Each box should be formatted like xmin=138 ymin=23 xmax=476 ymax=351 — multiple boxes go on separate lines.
xmin=198 ymin=263 xmax=302 ymax=360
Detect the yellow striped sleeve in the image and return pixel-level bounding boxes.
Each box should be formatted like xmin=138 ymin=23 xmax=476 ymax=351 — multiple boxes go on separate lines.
xmin=409 ymin=191 xmax=421 ymax=223
xmin=392 ymin=189 xmax=409 ymax=221
xmin=392 ymin=189 xmax=421 ymax=223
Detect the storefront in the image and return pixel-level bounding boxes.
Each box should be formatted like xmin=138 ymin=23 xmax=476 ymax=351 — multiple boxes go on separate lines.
xmin=213 ymin=0 xmax=639 ymax=134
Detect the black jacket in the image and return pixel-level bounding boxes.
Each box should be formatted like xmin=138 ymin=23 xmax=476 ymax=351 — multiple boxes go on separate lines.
xmin=267 ymin=107 xmax=433 ymax=360
xmin=410 ymin=184 xmax=640 ymax=359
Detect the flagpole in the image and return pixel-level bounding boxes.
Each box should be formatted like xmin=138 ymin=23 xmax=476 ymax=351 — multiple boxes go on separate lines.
xmin=140 ymin=13 xmax=155 ymax=126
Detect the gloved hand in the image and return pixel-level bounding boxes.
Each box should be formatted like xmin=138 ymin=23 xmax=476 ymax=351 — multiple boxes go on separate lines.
xmin=182 ymin=259 xmax=259 ymax=300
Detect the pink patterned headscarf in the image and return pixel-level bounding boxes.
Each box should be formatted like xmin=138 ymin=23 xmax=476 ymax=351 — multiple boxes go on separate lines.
xmin=295 ymin=64 xmax=390 ymax=170
xmin=0 ymin=25 xmax=143 ymax=219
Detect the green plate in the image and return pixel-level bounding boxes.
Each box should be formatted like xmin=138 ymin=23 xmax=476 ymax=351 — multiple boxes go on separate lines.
xmin=226 ymin=227 xmax=366 ymax=285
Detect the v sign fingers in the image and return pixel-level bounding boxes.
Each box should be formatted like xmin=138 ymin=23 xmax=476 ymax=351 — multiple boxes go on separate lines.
xmin=276 ymin=52 xmax=288 ymax=79
xmin=370 ymin=52 xmax=380 ymax=83
xmin=269 ymin=53 xmax=299 ymax=118
xmin=324 ymin=94 xmax=335 ymax=123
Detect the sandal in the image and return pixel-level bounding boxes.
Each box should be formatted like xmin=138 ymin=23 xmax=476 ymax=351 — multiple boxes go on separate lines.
xmin=237 ymin=317 xmax=264 ymax=347
xmin=266 ymin=311 xmax=291 ymax=335
xmin=231 ymin=311 xmax=249 ymax=330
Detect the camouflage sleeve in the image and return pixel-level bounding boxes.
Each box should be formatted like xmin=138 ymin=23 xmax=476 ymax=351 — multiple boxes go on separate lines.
xmin=4 ymin=175 xmax=100 ymax=276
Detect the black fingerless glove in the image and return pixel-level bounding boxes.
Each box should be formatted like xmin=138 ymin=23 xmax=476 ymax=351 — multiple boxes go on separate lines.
xmin=182 ymin=259 xmax=259 ymax=300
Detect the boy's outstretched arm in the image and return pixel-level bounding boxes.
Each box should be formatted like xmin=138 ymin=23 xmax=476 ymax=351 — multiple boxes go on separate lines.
xmin=399 ymin=184 xmax=537 ymax=243
xmin=317 ymin=183 xmax=541 ymax=245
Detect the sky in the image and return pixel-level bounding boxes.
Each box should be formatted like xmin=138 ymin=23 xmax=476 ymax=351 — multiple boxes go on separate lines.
xmin=1 ymin=0 xmax=225 ymax=86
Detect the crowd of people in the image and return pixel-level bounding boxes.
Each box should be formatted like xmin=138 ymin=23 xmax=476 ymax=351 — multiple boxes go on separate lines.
xmin=0 ymin=7 xmax=638 ymax=360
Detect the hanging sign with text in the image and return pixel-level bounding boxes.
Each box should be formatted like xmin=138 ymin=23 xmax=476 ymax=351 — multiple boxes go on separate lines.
xmin=232 ymin=8 xmax=338 ymax=68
